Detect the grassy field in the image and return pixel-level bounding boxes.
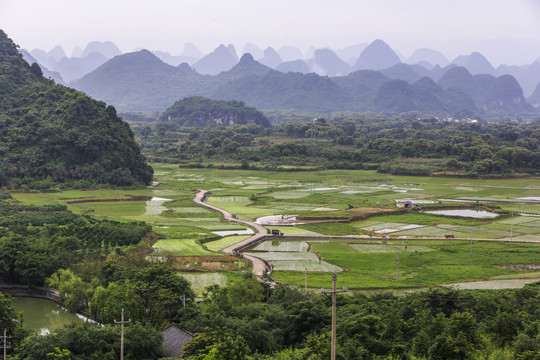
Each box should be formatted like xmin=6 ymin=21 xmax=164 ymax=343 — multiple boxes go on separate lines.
xmin=9 ymin=165 xmax=540 ymax=288
xmin=268 ymin=239 xmax=540 ymax=289
xmin=178 ymin=272 xmax=230 ymax=296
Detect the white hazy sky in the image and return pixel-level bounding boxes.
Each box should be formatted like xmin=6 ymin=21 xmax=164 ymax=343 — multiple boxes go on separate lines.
xmin=1 ymin=0 xmax=540 ymax=65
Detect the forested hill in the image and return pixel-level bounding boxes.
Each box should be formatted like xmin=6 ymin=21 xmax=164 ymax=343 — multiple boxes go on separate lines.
xmin=0 ymin=30 xmax=153 ymax=188
xmin=160 ymin=96 xmax=271 ymax=127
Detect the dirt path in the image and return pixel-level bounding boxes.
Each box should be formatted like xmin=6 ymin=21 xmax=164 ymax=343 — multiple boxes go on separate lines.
xmin=192 ymin=190 xmax=269 ymax=276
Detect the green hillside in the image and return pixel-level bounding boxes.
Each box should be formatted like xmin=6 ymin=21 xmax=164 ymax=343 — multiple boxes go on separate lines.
xmin=160 ymin=96 xmax=271 ymax=127
xmin=0 ymin=30 xmax=153 ymax=188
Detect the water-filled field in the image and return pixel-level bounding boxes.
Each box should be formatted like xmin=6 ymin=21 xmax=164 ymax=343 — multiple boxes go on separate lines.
xmin=10 ymin=165 xmax=540 ymax=288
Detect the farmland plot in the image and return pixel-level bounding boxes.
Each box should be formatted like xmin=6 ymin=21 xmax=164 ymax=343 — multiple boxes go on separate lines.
xmin=178 ymin=272 xmax=229 ymax=295
xmin=153 ymin=238 xmax=215 ymax=256
xmin=349 ymin=244 xmax=433 ymax=253
xmin=205 ymin=235 xmax=250 ymax=252
xmin=244 ymin=252 xmax=342 ymax=272
xmin=253 ymin=240 xmax=309 ymax=252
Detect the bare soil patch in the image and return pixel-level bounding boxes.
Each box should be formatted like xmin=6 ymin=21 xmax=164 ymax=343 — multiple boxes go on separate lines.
xmin=172 ymin=255 xmax=248 ymax=271
xmin=497 ymin=264 xmax=540 ymax=271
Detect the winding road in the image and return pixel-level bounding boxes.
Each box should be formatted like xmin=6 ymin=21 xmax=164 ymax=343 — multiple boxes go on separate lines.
xmin=192 ymin=190 xmax=270 ymax=276
xmin=192 ymin=190 xmax=540 ymax=277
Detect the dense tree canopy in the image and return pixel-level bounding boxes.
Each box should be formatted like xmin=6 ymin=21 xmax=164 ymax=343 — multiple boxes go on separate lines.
xmin=134 ymin=115 xmax=540 ymax=176
xmin=0 ymin=194 xmax=151 ymax=286
xmin=0 ymin=30 xmax=153 ymax=188
xmin=160 ymin=96 xmax=271 ymax=127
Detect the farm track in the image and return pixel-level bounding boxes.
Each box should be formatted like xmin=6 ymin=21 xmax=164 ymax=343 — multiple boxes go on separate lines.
xmin=192 ymin=190 xmax=270 ymax=276
xmin=192 ymin=190 xmax=540 ymax=278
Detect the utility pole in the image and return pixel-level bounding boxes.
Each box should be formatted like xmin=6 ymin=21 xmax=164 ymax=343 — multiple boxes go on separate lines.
xmin=396 ymin=249 xmax=400 ymax=283
xmin=114 ymin=309 xmax=131 ymax=360
xmin=3 ymin=329 xmax=12 ymax=360
xmin=510 ymin=212 xmax=514 ymax=240
xmin=304 ymin=268 xmax=308 ymax=292
xmin=181 ymin=294 xmax=191 ymax=308
xmin=470 ymin=226 xmax=473 ymax=255
xmin=322 ymin=271 xmax=347 ymax=360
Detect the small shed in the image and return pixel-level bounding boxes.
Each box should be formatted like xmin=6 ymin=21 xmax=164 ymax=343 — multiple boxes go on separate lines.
xmin=396 ymin=201 xmax=412 ymax=208
xmin=161 ymin=325 xmax=195 ymax=359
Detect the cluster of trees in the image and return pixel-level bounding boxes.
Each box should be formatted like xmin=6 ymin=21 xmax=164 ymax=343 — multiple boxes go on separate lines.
xmin=176 ymin=281 xmax=540 ymax=359
xmin=133 ymin=115 xmax=540 ymax=176
xmin=159 ymin=97 xmax=271 ymax=127
xmin=138 ymin=123 xmax=267 ymax=162
xmin=0 ymin=297 xmax=164 ymax=360
xmin=2 ymin=225 xmax=539 ymax=359
xmin=0 ymin=194 xmax=151 ymax=286
xmin=0 ymin=30 xmax=153 ymax=189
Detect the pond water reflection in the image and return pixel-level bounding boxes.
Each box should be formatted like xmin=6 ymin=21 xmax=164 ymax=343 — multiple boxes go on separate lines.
xmin=11 ymin=297 xmax=85 ymax=334
xmin=425 ymin=209 xmax=498 ymax=218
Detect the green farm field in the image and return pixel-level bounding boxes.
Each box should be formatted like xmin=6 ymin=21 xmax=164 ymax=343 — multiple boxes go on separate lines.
xmin=265 ymin=238 xmax=540 ymax=289
xmin=9 ymin=165 xmax=540 ymax=288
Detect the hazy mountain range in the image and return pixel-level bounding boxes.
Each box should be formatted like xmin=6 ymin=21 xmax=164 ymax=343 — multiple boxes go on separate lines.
xmin=22 ymin=39 xmax=540 ymax=115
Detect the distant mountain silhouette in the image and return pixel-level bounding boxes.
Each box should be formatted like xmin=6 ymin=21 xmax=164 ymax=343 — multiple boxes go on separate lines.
xmin=72 ymin=45 xmax=536 ymax=115
xmin=407 ymin=48 xmax=449 ymax=67
xmin=20 ymin=49 xmax=64 ymax=84
xmin=528 ymin=83 xmax=540 ymax=107
xmin=483 ymin=74 xmax=534 ymax=112
xmin=210 ymin=71 xmax=354 ymax=111
xmin=71 ymin=46 xmax=83 ymax=58
xmin=277 ymin=46 xmax=303 ymax=61
xmin=380 ymin=63 xmax=422 ymax=83
xmin=309 ymin=49 xmax=351 ymax=76
xmin=220 ymin=53 xmax=272 ymax=79
xmin=242 ymin=43 xmax=264 ymax=59
xmin=55 ymin=52 xmax=109 ymax=82
xmin=193 ymin=44 xmax=238 ymax=75
xmin=497 ymin=61 xmax=540 ymax=97
xmin=373 ymin=77 xmax=475 ymax=113
xmin=258 ymin=47 xmax=282 ymax=68
xmin=333 ymin=70 xmax=389 ymax=96
xmin=427 ymin=64 xmax=457 ymax=82
xmin=48 ymin=45 xmax=66 ymax=61
xmin=181 ymin=42 xmax=203 ymax=58
xmin=438 ymin=67 xmax=479 ymax=100
xmin=72 ymin=50 xmax=201 ymax=111
xmin=30 ymin=48 xmax=57 ymax=70
xmin=276 ymin=60 xmax=310 ymax=74
xmin=152 ymin=50 xmax=188 ymax=66
xmin=438 ymin=66 xmax=534 ymax=112
xmin=335 ymin=43 xmax=368 ymax=65
xmin=80 ymin=41 xmax=121 ymax=59
xmin=451 ymin=52 xmax=496 ymax=75
xmin=353 ymin=39 xmax=401 ymax=70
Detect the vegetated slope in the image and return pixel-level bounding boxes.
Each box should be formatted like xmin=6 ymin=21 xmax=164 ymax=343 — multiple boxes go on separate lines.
xmin=72 ymin=46 xmax=536 ymax=116
xmin=438 ymin=66 xmax=536 ymax=113
xmin=160 ymin=96 xmax=271 ymax=127
xmin=72 ymin=50 xmax=203 ymax=111
xmin=210 ymin=70 xmax=355 ymax=112
xmin=0 ymin=30 xmax=153 ymax=187
xmin=528 ymin=83 xmax=540 ymax=108
xmin=372 ymin=77 xmax=476 ymax=113
xmin=353 ymin=39 xmax=401 ymax=70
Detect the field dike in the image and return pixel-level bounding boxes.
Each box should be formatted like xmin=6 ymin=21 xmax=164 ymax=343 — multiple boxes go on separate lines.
xmin=66 ymin=195 xmax=151 ymax=204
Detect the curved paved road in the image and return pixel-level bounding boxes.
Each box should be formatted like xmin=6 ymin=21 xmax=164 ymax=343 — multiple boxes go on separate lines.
xmin=193 ymin=189 xmax=540 ymax=276
xmin=192 ymin=190 xmax=270 ymax=276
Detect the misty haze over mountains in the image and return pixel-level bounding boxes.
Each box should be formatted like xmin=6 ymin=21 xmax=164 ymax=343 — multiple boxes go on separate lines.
xmin=21 ymin=39 xmax=540 ymax=115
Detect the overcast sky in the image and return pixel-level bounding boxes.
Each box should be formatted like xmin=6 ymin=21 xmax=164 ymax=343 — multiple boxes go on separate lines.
xmin=1 ymin=0 xmax=539 ymax=66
